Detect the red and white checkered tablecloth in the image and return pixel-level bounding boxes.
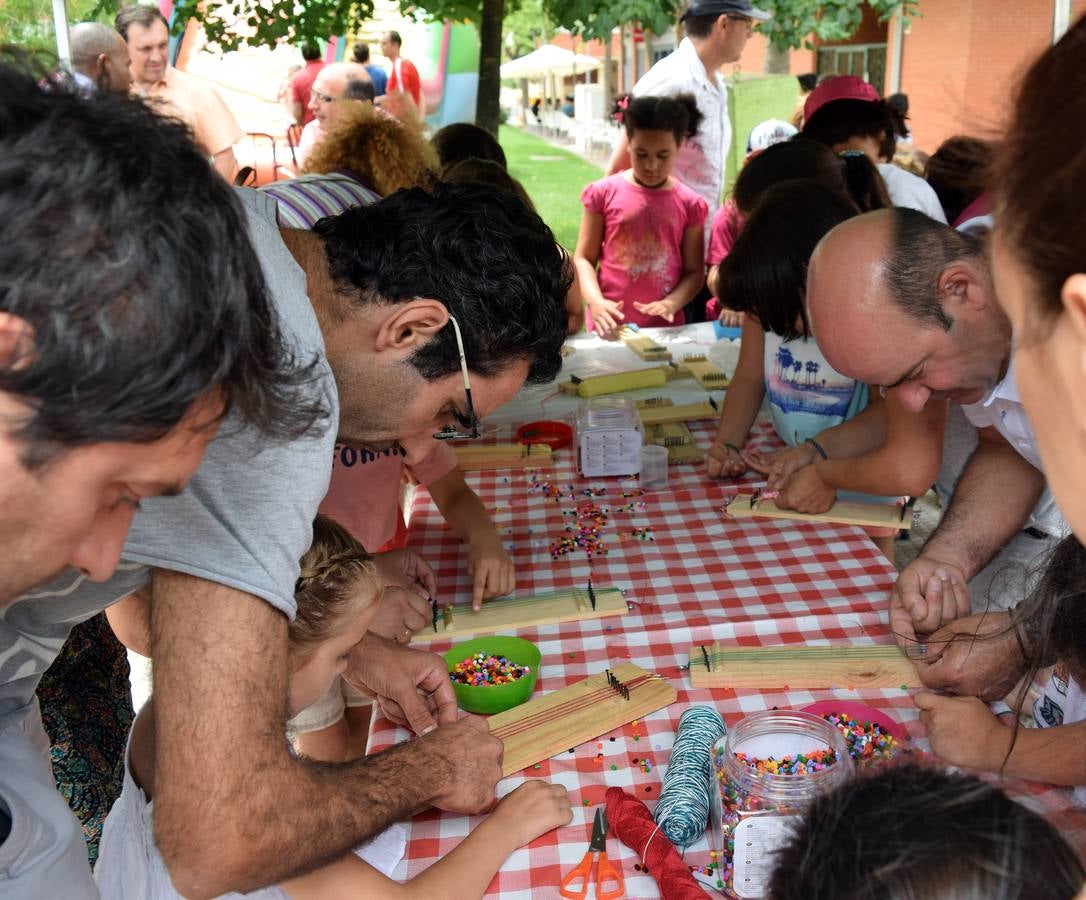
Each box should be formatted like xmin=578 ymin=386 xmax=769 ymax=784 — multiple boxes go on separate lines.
xmin=369 ymin=337 xmax=1086 ymax=897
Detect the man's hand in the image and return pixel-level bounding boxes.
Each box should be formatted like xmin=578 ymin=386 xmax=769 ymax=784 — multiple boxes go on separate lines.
xmin=344 ymin=633 xmax=456 ymax=735
xmin=775 ymin=463 xmax=837 ymax=513
xmin=414 ymin=716 xmax=503 ymax=815
xmin=706 ymin=441 xmax=748 ymax=479
xmin=368 ymin=586 xmax=433 ymax=644
xmin=467 ymin=534 xmax=515 ymax=611
xmin=372 ymin=549 xmax=437 ymax=599
xmin=889 ymin=553 xmax=971 ymax=649
xmin=633 ymin=299 xmax=677 ymax=322
xmin=914 ymin=692 xmax=1011 ymax=770
xmin=914 ymin=612 xmax=1029 ymax=701
xmin=588 ymin=297 xmax=625 ymax=337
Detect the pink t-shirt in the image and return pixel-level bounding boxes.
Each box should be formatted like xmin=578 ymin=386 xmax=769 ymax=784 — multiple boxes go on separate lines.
xmin=319 ymin=439 xmax=457 ymax=551
xmin=706 ymin=200 xmax=744 ymax=266
xmin=581 ymin=173 xmax=707 ymax=329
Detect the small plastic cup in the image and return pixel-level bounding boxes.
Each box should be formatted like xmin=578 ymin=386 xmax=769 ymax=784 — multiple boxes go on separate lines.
xmin=639 ymin=444 xmax=669 ymax=489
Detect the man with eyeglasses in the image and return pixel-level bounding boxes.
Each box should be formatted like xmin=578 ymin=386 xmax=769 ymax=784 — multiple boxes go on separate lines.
xmin=49 ymin=181 xmax=572 ymax=897
xmin=296 ymin=61 xmax=375 ymax=167
xmin=608 ymin=0 xmax=769 ymax=235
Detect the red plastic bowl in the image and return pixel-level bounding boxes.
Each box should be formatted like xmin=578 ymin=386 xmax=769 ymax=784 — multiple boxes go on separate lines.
xmin=800 ymin=700 xmax=907 ymax=741
xmin=516 ymin=420 xmax=573 ymax=450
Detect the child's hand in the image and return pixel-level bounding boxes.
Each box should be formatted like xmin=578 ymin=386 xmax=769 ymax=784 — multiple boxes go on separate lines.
xmin=706 ymin=441 xmax=748 ymax=479
xmin=914 ymin=692 xmax=1011 ymax=771
xmin=467 ymin=533 xmax=515 ymax=611
xmin=589 ymin=297 xmax=625 ymax=337
xmin=633 ymin=298 xmax=677 ymax=322
xmin=490 ymin=781 xmax=572 ymax=847
xmin=369 ymin=585 xmax=434 ymax=644
xmin=751 ymin=444 xmax=818 ymax=490
xmin=717 ymin=307 xmax=744 ymax=328
xmin=775 ymin=464 xmax=836 ymax=513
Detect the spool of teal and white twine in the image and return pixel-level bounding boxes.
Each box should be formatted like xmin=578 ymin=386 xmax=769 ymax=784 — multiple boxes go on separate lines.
xmin=653 ymin=705 xmax=727 ymax=847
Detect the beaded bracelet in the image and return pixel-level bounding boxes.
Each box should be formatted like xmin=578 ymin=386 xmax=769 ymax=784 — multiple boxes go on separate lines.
xmin=805 ymin=437 xmax=829 ymax=460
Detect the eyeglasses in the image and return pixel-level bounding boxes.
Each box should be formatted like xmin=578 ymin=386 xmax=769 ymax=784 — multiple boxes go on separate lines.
xmin=433 ymin=315 xmax=481 ymax=441
xmin=726 ymin=14 xmax=754 ymax=28
xmin=310 ymin=89 xmax=339 ymax=104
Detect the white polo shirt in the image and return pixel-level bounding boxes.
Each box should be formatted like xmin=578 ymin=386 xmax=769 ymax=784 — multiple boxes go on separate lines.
xmin=962 ymin=354 xmax=1065 ymax=535
xmin=633 ymin=38 xmax=730 ymax=223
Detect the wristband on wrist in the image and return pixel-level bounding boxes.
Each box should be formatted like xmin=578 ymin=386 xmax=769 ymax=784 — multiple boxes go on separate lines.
xmin=723 ymin=442 xmax=741 ymax=454
xmin=805 ymin=437 xmax=829 ymax=460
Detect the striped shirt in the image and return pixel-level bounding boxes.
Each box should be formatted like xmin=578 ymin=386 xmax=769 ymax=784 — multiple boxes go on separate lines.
xmin=259 ymin=172 xmax=380 ymax=229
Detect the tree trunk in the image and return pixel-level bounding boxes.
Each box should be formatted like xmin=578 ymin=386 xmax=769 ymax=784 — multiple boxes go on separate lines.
xmin=764 ymin=42 xmax=790 ymax=74
xmin=602 ymin=30 xmax=613 ymax=108
xmin=475 ymin=0 xmax=505 ymax=134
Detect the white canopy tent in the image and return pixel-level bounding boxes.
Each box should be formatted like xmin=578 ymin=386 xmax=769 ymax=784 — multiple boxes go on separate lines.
xmin=500 ymin=44 xmax=602 ymax=80
xmin=502 ymin=44 xmax=601 ymax=126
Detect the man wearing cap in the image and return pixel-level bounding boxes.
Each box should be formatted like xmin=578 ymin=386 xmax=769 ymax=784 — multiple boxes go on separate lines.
xmin=607 ymin=0 xmax=768 ymax=228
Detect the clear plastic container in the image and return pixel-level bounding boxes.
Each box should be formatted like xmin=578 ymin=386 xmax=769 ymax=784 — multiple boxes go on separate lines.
xmin=710 ymin=710 xmax=852 ymax=898
xmin=576 ymin=398 xmax=643 ymax=477
xmin=639 ymin=444 xmax=669 ymax=489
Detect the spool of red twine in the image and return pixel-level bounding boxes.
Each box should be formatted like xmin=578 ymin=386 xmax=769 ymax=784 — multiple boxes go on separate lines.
xmin=604 ymin=787 xmax=705 ymax=900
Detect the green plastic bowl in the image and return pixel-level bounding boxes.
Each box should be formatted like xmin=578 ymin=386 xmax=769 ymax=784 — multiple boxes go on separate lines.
xmin=444 ymin=636 xmax=541 ymax=715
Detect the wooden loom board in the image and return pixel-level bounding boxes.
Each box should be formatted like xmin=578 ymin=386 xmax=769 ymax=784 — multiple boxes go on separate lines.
xmin=558 ymin=366 xmax=688 ymax=396
xmin=677 ymin=354 xmax=729 ymax=390
xmin=452 ymin=443 xmax=554 ymax=471
xmin=410 ymin=587 xmax=627 ymax=643
xmin=645 ymin=422 xmax=702 ymax=463
xmin=637 ymin=400 xmax=719 ymax=426
xmin=725 ymin=493 xmax=913 ymax=530
xmin=687 ymin=642 xmax=920 ymax=689
xmin=619 ymin=328 xmax=671 ymax=361
xmin=490 ymin=663 xmax=677 ymax=775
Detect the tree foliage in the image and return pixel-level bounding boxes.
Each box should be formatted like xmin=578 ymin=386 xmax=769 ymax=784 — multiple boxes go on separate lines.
xmin=756 ymin=0 xmax=919 ymax=53
xmin=544 ymin=0 xmax=681 ymax=43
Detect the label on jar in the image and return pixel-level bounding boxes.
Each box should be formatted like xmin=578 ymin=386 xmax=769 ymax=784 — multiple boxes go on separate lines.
xmin=731 ymin=815 xmax=802 ymax=899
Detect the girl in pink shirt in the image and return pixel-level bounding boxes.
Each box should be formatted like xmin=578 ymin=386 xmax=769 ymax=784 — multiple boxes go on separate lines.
xmin=575 ymin=94 xmax=708 ymax=336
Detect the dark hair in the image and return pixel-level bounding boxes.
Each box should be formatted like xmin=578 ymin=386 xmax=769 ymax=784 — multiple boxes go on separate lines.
xmin=683 ymin=13 xmax=720 ymax=39
xmin=802 ymin=97 xmax=907 ymax=162
xmin=351 ymin=42 xmax=369 ymax=63
xmin=441 ymin=158 xmax=534 ymax=212
xmin=733 ymin=138 xmax=889 ymax=215
xmin=0 ymin=64 xmax=327 ymax=466
xmin=623 ymin=93 xmax=702 ymax=143
xmin=995 ymin=15 xmax=1086 ymax=323
xmin=797 ymin=72 xmax=817 ymax=93
xmin=1011 ymin=535 xmax=1086 ymax=703
xmin=887 ymin=91 xmax=909 ymax=115
xmin=114 ymin=4 xmax=169 ymax=41
xmin=431 ymin=122 xmax=507 ymax=170
xmin=343 ymin=76 xmax=375 ymax=103
xmin=716 ymin=180 xmax=859 ymax=339
xmin=385 ymin=30 xmax=402 ymax=47
xmin=925 ymin=136 xmax=995 ymax=224
xmin=883 ymin=207 xmax=985 ymax=332
xmin=312 ymin=183 xmax=572 ymax=384
xmin=768 ymin=763 xmax=1085 ymax=900
xmin=301 ymin=42 xmax=321 ymax=62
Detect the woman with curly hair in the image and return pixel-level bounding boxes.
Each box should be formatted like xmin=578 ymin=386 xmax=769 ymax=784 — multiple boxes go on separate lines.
xmin=260 ymin=104 xmax=438 ymax=228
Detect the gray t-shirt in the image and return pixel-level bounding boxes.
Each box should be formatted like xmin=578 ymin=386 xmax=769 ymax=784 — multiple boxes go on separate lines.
xmin=0 ymin=189 xmax=337 ymax=895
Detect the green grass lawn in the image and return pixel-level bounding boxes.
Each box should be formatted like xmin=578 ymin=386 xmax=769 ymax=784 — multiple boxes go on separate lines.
xmin=499 ymin=125 xmax=602 ymax=251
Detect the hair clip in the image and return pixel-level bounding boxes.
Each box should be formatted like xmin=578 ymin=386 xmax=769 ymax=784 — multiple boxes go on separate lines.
xmin=838 ymin=149 xmax=866 ymax=158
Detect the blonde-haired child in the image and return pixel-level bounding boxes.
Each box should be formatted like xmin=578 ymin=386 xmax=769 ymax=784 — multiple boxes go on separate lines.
xmin=96 ymin=515 xmax=571 ymax=898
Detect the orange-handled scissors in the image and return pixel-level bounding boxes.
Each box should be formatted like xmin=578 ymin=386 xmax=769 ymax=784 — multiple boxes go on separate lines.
xmin=559 ymin=807 xmax=625 ymax=899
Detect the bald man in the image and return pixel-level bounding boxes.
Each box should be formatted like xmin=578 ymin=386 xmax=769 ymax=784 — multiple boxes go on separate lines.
xmin=69 ymin=22 xmax=131 ymax=94
xmin=807 ymin=207 xmax=1063 ymax=697
xmin=295 ymin=62 xmax=374 ymax=167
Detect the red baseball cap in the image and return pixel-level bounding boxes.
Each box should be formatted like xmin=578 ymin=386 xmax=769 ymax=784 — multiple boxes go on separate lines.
xmin=803 ymin=75 xmax=880 ymax=125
